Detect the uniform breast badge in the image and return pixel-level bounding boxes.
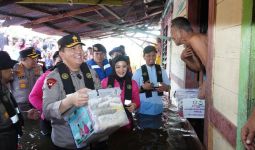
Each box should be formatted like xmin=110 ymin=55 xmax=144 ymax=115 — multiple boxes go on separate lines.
xmin=61 ymin=73 xmax=69 ymax=80
xmin=86 ymin=73 xmax=92 ymax=79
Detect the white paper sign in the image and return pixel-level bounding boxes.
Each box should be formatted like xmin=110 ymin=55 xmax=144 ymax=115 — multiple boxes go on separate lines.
xmin=182 ymin=98 xmax=205 ymax=118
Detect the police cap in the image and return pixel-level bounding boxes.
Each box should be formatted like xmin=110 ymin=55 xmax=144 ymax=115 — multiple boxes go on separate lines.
xmin=58 ymin=34 xmax=85 ymax=50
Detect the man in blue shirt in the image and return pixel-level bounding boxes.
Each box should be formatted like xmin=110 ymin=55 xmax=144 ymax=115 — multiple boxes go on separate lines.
xmin=132 ymin=45 xmax=170 ymax=128
xmin=86 ymin=44 xmax=112 ymax=81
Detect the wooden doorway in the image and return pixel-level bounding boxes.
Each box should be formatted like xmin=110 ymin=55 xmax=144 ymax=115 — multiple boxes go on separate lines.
xmin=186 ymin=0 xmax=208 ymax=145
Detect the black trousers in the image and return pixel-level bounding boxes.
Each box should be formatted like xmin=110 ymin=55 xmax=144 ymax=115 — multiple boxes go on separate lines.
xmin=0 ymin=128 xmax=18 ymax=150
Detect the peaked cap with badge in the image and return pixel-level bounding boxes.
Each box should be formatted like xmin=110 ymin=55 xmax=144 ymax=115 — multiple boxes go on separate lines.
xmin=58 ymin=34 xmax=85 ymax=50
xmin=19 ymin=47 xmax=39 ymax=59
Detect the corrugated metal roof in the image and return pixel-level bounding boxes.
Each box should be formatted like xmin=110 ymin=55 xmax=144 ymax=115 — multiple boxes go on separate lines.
xmin=0 ymin=0 xmax=165 ymax=39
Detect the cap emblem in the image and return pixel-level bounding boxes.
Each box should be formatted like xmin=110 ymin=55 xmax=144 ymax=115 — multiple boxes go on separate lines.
xmin=72 ymin=36 xmax=79 ymax=43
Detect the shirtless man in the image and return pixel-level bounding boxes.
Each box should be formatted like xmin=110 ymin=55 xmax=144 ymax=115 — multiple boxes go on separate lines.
xmin=171 ymin=17 xmax=208 ymax=99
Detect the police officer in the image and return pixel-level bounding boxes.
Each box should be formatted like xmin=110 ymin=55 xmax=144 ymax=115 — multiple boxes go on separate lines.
xmin=86 ymin=44 xmax=112 ymax=81
xmin=11 ymin=47 xmax=42 ymax=118
xmin=43 ymin=34 xmax=107 ymax=150
xmin=0 ymin=51 xmax=24 ymax=150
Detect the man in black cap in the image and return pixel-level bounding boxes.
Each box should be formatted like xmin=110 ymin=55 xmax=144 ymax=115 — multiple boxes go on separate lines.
xmin=9 ymin=47 xmax=42 ymax=149
xmin=108 ymin=47 xmax=122 ymax=59
xmin=10 ymin=47 xmax=42 ymax=118
xmin=86 ymin=43 xmax=112 ymax=81
xmin=43 ymin=34 xmax=107 ymax=149
xmin=0 ymin=51 xmax=24 ymax=150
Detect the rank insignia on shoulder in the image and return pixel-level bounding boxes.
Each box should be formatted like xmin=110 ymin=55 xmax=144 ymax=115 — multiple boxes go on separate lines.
xmin=47 ymin=78 xmax=57 ymax=89
xmin=61 ymin=73 xmax=69 ymax=79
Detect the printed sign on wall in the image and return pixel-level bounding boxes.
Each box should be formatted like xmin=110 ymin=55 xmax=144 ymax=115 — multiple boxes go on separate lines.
xmin=182 ymin=98 xmax=205 ymax=118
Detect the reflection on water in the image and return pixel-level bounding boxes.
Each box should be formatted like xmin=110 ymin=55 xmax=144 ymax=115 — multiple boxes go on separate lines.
xmin=18 ymin=120 xmax=40 ymax=150
xmin=19 ymin=100 xmax=204 ymax=150
xmin=109 ymin=105 xmax=204 ymax=150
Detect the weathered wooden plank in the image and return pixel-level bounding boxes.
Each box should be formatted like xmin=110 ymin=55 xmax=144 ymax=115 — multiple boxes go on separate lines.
xmin=23 ymin=6 xmax=101 ymax=25
xmin=206 ymin=0 xmax=216 ymax=149
xmin=0 ymin=0 xmax=21 ymax=6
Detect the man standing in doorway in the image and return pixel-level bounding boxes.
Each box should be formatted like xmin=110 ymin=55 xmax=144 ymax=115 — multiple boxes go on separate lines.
xmin=171 ymin=17 xmax=208 ymax=99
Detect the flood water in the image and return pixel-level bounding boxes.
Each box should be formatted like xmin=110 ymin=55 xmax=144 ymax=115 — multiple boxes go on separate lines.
xmin=18 ymin=98 xmax=204 ymax=150
xmin=108 ymin=106 xmax=204 ymax=150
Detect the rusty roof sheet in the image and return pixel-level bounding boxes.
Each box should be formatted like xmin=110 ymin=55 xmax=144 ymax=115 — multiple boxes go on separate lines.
xmin=0 ymin=0 xmax=165 ymax=39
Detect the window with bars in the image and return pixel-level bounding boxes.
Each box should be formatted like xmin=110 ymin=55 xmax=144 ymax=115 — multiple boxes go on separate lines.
xmin=161 ymin=26 xmax=168 ymax=69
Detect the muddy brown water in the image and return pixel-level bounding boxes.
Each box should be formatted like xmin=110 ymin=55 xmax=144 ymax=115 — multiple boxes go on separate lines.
xmin=18 ymin=105 xmax=203 ymax=150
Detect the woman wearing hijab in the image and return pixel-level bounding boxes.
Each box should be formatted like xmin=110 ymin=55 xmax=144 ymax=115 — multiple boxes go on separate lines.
xmin=101 ymin=55 xmax=140 ymax=131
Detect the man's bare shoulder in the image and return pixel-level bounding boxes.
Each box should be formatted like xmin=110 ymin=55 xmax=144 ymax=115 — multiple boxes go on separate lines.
xmin=190 ymin=33 xmax=207 ymax=41
xmin=188 ymin=34 xmax=207 ymax=46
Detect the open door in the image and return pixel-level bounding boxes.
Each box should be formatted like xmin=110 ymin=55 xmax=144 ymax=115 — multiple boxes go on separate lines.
xmin=186 ymin=0 xmax=208 ymax=144
xmin=186 ymin=0 xmax=208 ymax=88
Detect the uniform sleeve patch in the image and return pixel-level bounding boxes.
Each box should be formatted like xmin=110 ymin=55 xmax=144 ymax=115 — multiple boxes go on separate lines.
xmin=47 ymin=78 xmax=57 ymax=89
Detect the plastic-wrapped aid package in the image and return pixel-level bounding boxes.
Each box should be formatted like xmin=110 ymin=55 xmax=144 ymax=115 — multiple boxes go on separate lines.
xmin=65 ymin=88 xmax=129 ymax=148
xmin=88 ymin=88 xmax=129 ymax=132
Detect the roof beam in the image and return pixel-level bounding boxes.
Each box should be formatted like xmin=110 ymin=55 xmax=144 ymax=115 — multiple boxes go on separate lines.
xmin=18 ymin=4 xmax=88 ymax=27
xmin=125 ymin=34 xmax=156 ymax=45
xmin=74 ymin=15 xmax=169 ymax=41
xmin=61 ymin=10 xmax=145 ymax=31
xmin=0 ymin=10 xmax=34 ymax=20
xmin=98 ymin=4 xmax=124 ymax=22
xmin=17 ymin=4 xmax=59 ymax=15
xmin=0 ymin=10 xmax=70 ymax=34
xmin=94 ymin=9 xmax=105 ymax=18
xmin=0 ymin=0 xmax=21 ymax=7
xmin=25 ymin=9 xmax=144 ymax=34
xmin=22 ymin=6 xmax=101 ymax=26
xmin=79 ymin=26 xmax=115 ymax=37
xmin=16 ymin=0 xmax=123 ymax=6
xmin=92 ymin=33 xmax=120 ymax=39
xmin=83 ymin=32 xmax=119 ymax=39
xmin=123 ymin=0 xmax=139 ymax=18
